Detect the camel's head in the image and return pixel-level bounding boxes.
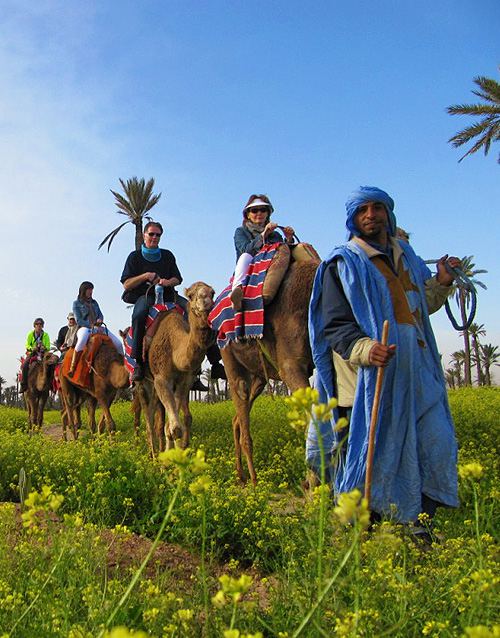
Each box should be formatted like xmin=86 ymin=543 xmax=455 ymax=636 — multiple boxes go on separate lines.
xmin=185 ymin=282 xmax=215 ymax=317
xmin=119 ymin=327 xmax=130 ymax=346
xmin=43 ymin=350 xmax=59 ymax=367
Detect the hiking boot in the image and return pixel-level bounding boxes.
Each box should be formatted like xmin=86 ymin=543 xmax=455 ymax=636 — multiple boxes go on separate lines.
xmin=191 ymin=378 xmax=209 ymax=392
xmin=230 ymin=285 xmax=243 ymax=311
xmin=211 ymin=361 xmax=226 ymax=380
xmin=131 ymin=364 xmax=144 ymax=383
xmin=68 ymin=350 xmax=82 ymax=378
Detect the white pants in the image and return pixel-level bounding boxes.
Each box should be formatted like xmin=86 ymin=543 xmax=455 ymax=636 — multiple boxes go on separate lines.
xmin=75 ymin=326 xmax=124 ymax=355
xmin=232 ymin=252 xmax=253 ymax=289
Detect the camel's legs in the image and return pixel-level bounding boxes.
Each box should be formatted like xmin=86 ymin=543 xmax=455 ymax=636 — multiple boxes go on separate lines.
xmin=153 ymin=376 xmax=183 ymax=449
xmin=131 ymin=392 xmax=141 ymax=437
xmin=155 ymin=403 xmax=166 ymax=452
xmin=229 ymin=375 xmax=266 ymax=485
xmin=87 ymin=398 xmax=98 ymax=436
xmin=176 ymin=389 xmax=192 ymax=449
xmin=135 ymin=380 xmax=163 ymax=456
xmin=35 ymin=396 xmax=46 ymax=430
xmin=95 ymin=393 xmax=116 ymax=439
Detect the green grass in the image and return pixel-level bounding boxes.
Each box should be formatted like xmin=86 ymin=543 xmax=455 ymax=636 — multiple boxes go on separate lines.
xmin=0 ymin=388 xmax=498 ymax=637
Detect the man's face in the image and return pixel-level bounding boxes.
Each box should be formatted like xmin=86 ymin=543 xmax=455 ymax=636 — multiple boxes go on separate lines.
xmin=34 ymin=321 xmax=43 ymax=334
xmin=143 ymin=225 xmax=162 ymax=249
xmin=354 ymin=201 xmax=388 ymax=244
xmin=68 ymin=317 xmax=76 ymax=328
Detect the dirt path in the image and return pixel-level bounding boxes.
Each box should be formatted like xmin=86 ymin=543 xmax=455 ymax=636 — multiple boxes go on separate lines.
xmin=42 ymin=423 xmax=66 ymax=441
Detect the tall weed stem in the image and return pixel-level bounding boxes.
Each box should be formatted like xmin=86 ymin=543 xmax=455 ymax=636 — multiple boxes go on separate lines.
xmin=99 ymin=479 xmax=183 ymax=635
xmin=314 ymin=421 xmax=327 ymax=599
xmin=292 ymin=529 xmax=360 ymax=638
xmin=472 ymin=483 xmax=483 ymax=569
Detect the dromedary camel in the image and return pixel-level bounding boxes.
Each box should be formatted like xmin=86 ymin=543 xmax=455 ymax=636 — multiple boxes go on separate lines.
xmin=220 ymin=259 xmax=319 ymax=484
xmin=23 ymin=350 xmax=59 ymax=432
xmin=59 ymin=336 xmax=130 ymax=439
xmin=137 ymin=281 xmax=215 ymax=455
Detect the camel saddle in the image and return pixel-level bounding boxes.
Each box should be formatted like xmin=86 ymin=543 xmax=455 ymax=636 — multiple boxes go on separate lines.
xmin=123 ymin=303 xmax=186 ymax=376
xmin=62 ymin=334 xmax=112 ymax=389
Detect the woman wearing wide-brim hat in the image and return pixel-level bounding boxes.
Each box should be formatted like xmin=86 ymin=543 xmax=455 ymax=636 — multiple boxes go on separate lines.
xmin=231 ymin=194 xmax=295 ymax=310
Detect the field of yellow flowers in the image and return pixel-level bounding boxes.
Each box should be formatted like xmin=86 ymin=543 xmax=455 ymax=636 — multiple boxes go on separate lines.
xmin=0 ymin=387 xmax=498 ymax=637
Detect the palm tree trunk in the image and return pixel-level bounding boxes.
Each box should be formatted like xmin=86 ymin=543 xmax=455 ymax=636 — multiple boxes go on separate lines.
xmin=459 ymin=290 xmax=472 ymax=385
xmin=134 ymin=221 xmax=144 ymax=251
xmin=483 ymin=364 xmax=491 ymax=386
xmin=472 ymin=338 xmax=482 ymax=386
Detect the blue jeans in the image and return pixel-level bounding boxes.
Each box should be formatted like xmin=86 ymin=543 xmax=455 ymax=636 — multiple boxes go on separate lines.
xmin=131 ymin=296 xmax=153 ymax=363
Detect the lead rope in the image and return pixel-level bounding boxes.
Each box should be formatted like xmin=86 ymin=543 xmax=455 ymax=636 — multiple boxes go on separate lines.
xmin=424 ymin=260 xmax=477 ymax=331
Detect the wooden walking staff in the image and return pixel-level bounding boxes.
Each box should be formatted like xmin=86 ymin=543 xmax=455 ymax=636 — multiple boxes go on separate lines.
xmin=364 ymin=319 xmax=390 ymax=508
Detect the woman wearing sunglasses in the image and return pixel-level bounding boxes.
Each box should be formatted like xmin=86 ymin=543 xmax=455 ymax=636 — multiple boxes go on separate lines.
xmin=120 ymin=221 xmax=182 ymax=382
xmin=231 ymin=194 xmax=295 ymax=310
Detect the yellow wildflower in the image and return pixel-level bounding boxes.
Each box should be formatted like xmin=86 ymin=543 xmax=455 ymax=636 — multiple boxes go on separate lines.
xmin=334 ymin=489 xmax=370 ymax=529
xmin=458 ymin=463 xmax=484 ymax=480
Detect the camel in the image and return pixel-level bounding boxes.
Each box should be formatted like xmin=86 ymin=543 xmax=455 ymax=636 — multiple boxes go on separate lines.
xmin=137 ymin=281 xmax=215 ymax=455
xmin=220 ymin=259 xmax=319 ymax=484
xmin=59 ymin=336 xmax=130 ymax=440
xmin=23 ymin=350 xmax=59 ymax=432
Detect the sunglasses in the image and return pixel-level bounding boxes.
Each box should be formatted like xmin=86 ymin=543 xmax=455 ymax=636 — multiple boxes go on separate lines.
xmin=146 ymin=232 xmax=162 ymax=237
xmin=34 ymin=322 xmax=43 ymax=326
xmin=248 ymin=207 xmax=269 ymax=214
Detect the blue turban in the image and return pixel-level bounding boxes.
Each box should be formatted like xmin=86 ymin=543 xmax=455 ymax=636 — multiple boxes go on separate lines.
xmin=345 ymin=186 xmax=397 ymax=238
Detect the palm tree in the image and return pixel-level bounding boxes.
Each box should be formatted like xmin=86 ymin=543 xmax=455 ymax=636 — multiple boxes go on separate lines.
xmin=467 ymin=322 xmax=486 ymax=385
xmin=480 ymin=344 xmax=499 ymax=386
xmin=447 ymin=70 xmax=500 ymax=163
xmin=450 ymin=350 xmax=465 ymax=387
xmin=448 ymin=256 xmax=487 ymax=386
xmin=444 ymin=368 xmax=457 ymax=390
xmin=0 ymin=375 xmax=5 ymax=403
xmin=99 ymin=177 xmax=162 ymax=252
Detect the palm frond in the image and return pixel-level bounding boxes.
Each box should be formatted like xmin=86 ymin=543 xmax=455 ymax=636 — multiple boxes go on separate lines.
xmin=447 ymin=72 xmax=500 ymax=162
xmin=447 ymin=103 xmax=500 ymax=116
xmin=98 ymin=221 xmax=130 ymax=251
xmin=472 ymin=75 xmax=500 ymax=103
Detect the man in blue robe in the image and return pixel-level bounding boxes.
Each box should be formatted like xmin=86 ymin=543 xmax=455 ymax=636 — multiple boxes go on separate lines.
xmin=307 ymin=186 xmax=460 ymax=525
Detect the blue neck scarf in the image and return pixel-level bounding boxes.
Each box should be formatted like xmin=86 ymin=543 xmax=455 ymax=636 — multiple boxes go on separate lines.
xmin=345 ymin=186 xmax=397 ymax=239
xmin=141 ymin=245 xmax=161 ymax=262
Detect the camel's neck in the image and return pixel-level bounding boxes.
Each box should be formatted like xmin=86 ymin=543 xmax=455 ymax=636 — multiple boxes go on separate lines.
xmin=36 ymin=361 xmax=52 ymax=392
xmin=175 ymin=311 xmax=212 ymax=371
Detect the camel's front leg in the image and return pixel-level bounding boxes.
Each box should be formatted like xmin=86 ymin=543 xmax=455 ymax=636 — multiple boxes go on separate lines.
xmin=176 ymin=387 xmax=192 ymax=449
xmin=95 ymin=390 xmax=117 ymax=439
xmin=36 ymin=395 xmax=46 ymax=431
xmin=87 ymin=398 xmax=98 ymax=436
xmin=226 ymin=376 xmax=256 ymax=484
xmin=153 ymin=376 xmax=182 ymax=449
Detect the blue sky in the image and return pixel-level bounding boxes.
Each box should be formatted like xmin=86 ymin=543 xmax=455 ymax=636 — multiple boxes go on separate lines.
xmin=0 ymin=0 xmax=498 ymax=386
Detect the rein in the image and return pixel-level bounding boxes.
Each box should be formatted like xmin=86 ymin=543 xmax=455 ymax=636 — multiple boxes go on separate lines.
xmin=424 ymin=260 xmax=477 ymax=331
xmin=275 ymin=225 xmax=300 ymax=243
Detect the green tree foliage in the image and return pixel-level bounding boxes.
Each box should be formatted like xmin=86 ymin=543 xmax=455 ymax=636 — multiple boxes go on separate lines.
xmin=447 ymin=70 xmax=500 ymax=162
xmin=99 ymin=177 xmax=162 ymax=252
xmin=480 ymin=343 xmax=500 ymax=386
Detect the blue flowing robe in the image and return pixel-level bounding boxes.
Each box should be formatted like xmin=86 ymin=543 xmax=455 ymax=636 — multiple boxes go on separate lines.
xmin=306 ymin=239 xmax=458 ymax=522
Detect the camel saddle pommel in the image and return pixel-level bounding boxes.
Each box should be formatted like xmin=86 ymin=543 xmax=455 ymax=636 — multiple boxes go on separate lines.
xmin=62 ymin=334 xmax=112 ymax=388
xmin=262 ymin=241 xmax=321 ymax=305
